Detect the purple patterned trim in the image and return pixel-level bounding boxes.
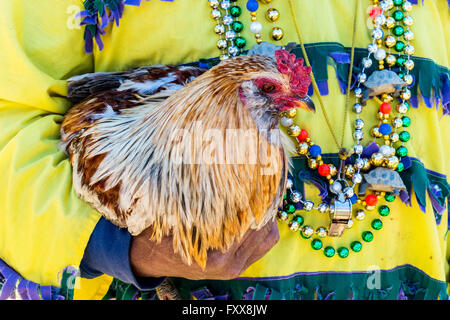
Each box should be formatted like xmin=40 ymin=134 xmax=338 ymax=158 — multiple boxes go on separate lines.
xmin=0 ymin=258 xmax=66 ymax=300
xmin=79 ymin=0 xmax=175 ymax=53
xmin=235 ymin=263 xmax=447 ymax=283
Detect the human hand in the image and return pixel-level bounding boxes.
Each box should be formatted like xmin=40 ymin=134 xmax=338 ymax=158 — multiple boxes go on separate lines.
xmin=130 ymin=219 xmax=279 ymax=280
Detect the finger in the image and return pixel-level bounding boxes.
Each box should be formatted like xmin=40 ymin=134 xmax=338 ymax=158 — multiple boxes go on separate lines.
xmin=240 ymin=220 xmax=279 ymax=272
xmin=232 ymin=220 xmax=276 ymax=266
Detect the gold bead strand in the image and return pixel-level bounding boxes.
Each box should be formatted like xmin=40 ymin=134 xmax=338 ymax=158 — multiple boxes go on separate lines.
xmin=209 ymin=0 xmax=229 ymax=60
xmin=262 ymin=0 xmax=284 ymax=41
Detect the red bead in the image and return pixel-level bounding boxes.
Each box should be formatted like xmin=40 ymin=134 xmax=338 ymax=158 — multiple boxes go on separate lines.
xmin=296 ymin=129 xmax=308 ymax=142
xmin=365 ymin=194 xmax=378 ymax=206
xmin=369 ymin=7 xmax=382 ymax=19
xmin=380 ymin=102 xmax=392 ymax=114
xmin=318 ymin=164 xmax=331 ymax=177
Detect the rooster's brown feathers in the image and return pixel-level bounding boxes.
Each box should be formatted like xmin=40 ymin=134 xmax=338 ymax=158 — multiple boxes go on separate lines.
xmin=61 ymin=57 xmax=290 ymax=268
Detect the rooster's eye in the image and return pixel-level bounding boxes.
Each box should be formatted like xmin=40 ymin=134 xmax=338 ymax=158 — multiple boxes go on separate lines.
xmin=261 ymin=83 xmax=276 ymax=93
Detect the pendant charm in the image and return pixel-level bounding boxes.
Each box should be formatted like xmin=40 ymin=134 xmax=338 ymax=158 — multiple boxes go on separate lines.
xmin=359 ymin=167 xmax=407 ymax=194
xmin=329 ymin=192 xmax=353 ymax=237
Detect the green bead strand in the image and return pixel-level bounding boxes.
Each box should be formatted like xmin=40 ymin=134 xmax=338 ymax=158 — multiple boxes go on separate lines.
xmin=402 ymin=116 xmax=411 ymax=127
xmin=362 ymin=231 xmax=374 ymax=242
xmin=393 ymin=10 xmax=405 ymax=22
xmin=393 ymin=25 xmax=404 ymax=36
xmin=378 ymin=205 xmax=390 ymax=217
xmin=351 ymin=241 xmax=362 ymax=252
xmin=395 ymin=40 xmax=406 ymax=52
xmin=230 ymin=5 xmax=242 ymax=17
xmin=324 ymin=246 xmax=335 ymax=258
xmin=399 ymin=131 xmax=410 ymax=142
xmin=231 ymin=21 xmax=244 ymax=33
xmin=311 ymin=239 xmax=323 ymax=250
xmin=396 ymin=146 xmax=408 ymax=157
xmin=371 ymin=219 xmax=383 ymax=230
xmin=384 ymin=193 xmax=396 ymax=202
xmin=337 ymin=247 xmax=349 ymax=258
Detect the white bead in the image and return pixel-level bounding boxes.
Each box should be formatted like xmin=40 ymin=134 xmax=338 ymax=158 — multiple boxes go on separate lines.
xmin=402 ymin=1 xmax=412 ymax=12
xmin=385 ymin=0 xmax=394 ymax=9
xmin=316 ymin=227 xmax=328 ymax=238
xmin=404 ymin=30 xmax=414 ymax=41
xmin=358 ymin=73 xmax=367 ymax=83
xmin=380 ymin=144 xmax=392 ymax=157
xmin=401 ymin=88 xmax=411 ymax=100
xmin=405 ymin=45 xmax=415 ymax=56
xmin=250 ymin=21 xmax=262 ymax=34
xmin=343 ymin=187 xmax=355 ymax=198
xmin=374 ymin=14 xmax=386 ymax=26
xmin=374 ymin=48 xmax=386 ymax=61
xmin=281 ymin=117 xmax=294 ymax=127
xmin=355 ymin=119 xmax=365 ymax=130
xmin=404 ymin=59 xmax=414 ymax=70
xmin=214 ymin=24 xmax=225 ymax=34
xmin=289 ymin=221 xmax=300 ymax=231
xmin=362 ymin=58 xmax=373 ymax=68
xmin=380 ymin=1 xmax=390 ymax=11
xmin=228 ymin=46 xmax=239 ymax=56
xmin=353 ymin=103 xmax=363 ymax=114
xmin=368 ymin=43 xmax=378 ymax=53
xmin=403 ymin=16 xmax=414 ymax=26
xmin=330 ymin=181 xmax=342 ymax=194
xmin=393 ymin=117 xmax=403 ymax=128
xmin=220 ymin=0 xmax=231 ymax=10
xmin=385 ymin=16 xmax=395 ymax=28
xmin=208 ymin=0 xmax=219 ymax=9
xmin=354 ymin=129 xmax=364 ymax=141
xmin=403 ymin=74 xmax=413 ymax=85
xmin=211 ymin=9 xmax=221 ymax=19
xmin=225 ymin=30 xmax=236 ymax=40
xmin=354 ymin=158 xmax=364 ymax=169
xmin=372 ymin=28 xmax=384 ymax=40
xmin=390 ymin=132 xmax=399 ymax=142
xmin=286 ymin=178 xmax=293 ymax=189
xmin=354 ymin=144 xmax=363 ymax=154
xmin=302 ymin=226 xmax=314 ymax=237
xmin=352 ymin=173 xmax=363 ymax=184
xmin=222 ymin=14 xmax=233 ymax=25
xmin=355 ymin=210 xmax=365 ymax=220
xmin=354 ymin=88 xmax=363 ymax=98
xmin=304 ymin=200 xmax=314 ymax=211
xmin=290 ymin=191 xmax=302 ymax=203
xmin=398 ymin=103 xmax=409 ymax=114
xmin=317 ymin=203 xmax=329 ymax=213
xmin=217 ymin=39 xmax=227 ymax=49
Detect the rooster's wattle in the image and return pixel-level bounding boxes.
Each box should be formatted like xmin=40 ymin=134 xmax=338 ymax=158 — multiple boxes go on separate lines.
xmin=60 ymin=50 xmax=314 ymax=268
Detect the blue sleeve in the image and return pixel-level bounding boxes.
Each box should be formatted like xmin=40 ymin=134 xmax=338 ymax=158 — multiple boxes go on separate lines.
xmin=79 ymin=217 xmax=166 ymax=291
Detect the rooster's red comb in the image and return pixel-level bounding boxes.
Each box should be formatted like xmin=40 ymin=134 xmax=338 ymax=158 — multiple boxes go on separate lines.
xmin=275 ymin=50 xmax=312 ymax=98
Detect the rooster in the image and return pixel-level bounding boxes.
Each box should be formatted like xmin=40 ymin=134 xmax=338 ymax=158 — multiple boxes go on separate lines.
xmin=60 ymin=49 xmax=314 ymax=270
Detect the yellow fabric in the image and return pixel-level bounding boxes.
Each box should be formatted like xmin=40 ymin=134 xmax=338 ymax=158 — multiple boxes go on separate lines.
xmin=0 ymin=0 xmax=449 ymax=298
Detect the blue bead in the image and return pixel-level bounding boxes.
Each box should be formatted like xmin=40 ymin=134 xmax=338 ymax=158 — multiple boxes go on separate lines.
xmin=246 ymin=0 xmax=259 ymax=12
xmin=309 ymin=145 xmax=322 ymax=157
xmin=350 ymin=194 xmax=358 ymax=204
xmin=379 ymin=123 xmax=392 ymax=135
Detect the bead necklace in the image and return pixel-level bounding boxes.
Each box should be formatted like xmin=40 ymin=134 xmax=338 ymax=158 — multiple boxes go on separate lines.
xmin=280 ymin=0 xmax=415 ymax=257
xmin=208 ymin=0 xmax=284 ymax=59
xmin=209 ymin=0 xmax=247 ymax=60
xmin=246 ymin=0 xmax=284 ymax=44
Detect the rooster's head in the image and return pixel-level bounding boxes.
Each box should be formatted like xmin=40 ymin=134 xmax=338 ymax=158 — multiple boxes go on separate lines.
xmin=236 ymin=49 xmax=315 ymax=119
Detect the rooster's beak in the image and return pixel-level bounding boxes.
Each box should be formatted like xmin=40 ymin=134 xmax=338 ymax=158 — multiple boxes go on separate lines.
xmin=294 ymin=95 xmax=315 ymax=113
